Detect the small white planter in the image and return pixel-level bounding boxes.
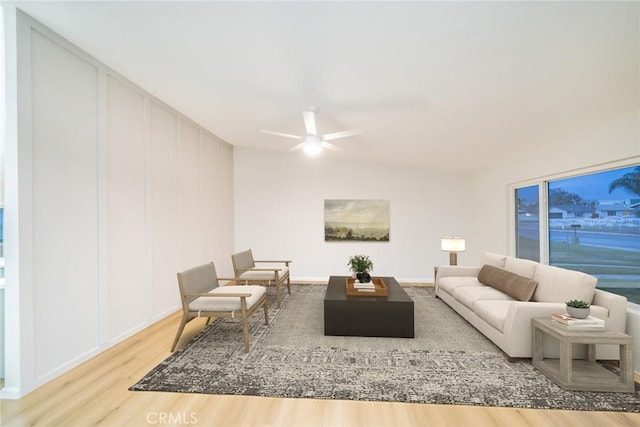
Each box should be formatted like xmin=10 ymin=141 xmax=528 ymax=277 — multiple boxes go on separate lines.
xmin=566 ymin=305 xmax=590 ymax=319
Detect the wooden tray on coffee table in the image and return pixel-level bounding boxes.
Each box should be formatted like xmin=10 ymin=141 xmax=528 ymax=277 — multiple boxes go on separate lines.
xmin=346 ymin=277 xmax=388 ymax=297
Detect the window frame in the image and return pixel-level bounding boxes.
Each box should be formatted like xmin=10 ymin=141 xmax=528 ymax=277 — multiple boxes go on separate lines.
xmin=509 ymin=157 xmax=640 ymax=309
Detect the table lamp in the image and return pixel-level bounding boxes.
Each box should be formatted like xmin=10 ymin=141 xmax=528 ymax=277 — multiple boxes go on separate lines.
xmin=441 ymin=237 xmax=466 ymax=266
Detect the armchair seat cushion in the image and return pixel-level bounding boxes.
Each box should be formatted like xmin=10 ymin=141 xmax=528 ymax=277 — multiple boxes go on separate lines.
xmin=238 ymin=267 xmax=289 ymax=282
xmin=189 ymin=285 xmax=266 ymax=312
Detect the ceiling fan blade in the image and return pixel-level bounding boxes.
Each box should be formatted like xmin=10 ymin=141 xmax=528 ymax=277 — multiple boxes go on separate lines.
xmin=321 ymin=141 xmax=341 ymax=151
xmin=261 ymin=130 xmax=302 ymax=139
xmin=289 ymin=143 xmax=305 ymax=152
xmin=303 ymin=110 xmax=317 ymax=135
xmin=322 ymin=129 xmax=361 ymax=141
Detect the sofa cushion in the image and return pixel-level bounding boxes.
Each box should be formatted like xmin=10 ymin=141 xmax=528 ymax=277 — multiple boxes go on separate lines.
xmin=452 ymin=286 xmax=514 ymax=310
xmin=474 ymin=300 xmax=512 ymax=332
xmin=504 ymin=257 xmax=538 ymax=279
xmin=478 ymin=264 xmax=538 ymax=302
xmin=532 ymin=264 xmax=596 ymax=303
xmin=438 ymin=276 xmax=483 ymax=294
xmin=481 ymin=252 xmax=507 ymax=268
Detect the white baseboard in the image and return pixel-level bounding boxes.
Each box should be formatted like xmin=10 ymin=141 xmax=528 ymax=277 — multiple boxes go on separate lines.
xmin=6 ymin=305 xmax=181 ymax=399
xmin=0 ymin=386 xmax=21 ymax=399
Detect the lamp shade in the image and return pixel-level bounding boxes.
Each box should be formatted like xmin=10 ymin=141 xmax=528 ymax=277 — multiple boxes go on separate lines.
xmin=441 ymin=237 xmax=466 ymax=252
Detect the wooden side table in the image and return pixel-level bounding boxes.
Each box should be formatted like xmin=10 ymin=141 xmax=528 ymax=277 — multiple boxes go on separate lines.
xmin=532 ymin=318 xmax=634 ymax=392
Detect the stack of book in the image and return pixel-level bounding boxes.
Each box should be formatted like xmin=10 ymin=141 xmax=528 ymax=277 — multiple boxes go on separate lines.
xmin=551 ymin=313 xmax=605 ymax=331
xmin=353 ymin=282 xmax=376 ymax=292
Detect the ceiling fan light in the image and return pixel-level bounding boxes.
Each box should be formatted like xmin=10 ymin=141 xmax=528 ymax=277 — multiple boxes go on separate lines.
xmin=303 ymin=140 xmax=322 ymax=156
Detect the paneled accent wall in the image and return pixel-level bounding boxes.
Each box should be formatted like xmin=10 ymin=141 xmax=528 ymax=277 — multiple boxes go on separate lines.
xmin=106 ymin=76 xmax=148 ymax=341
xmin=149 ymin=102 xmax=181 ymax=319
xmin=30 ymin=29 xmax=101 ymax=378
xmin=3 ymin=10 xmax=234 ymax=397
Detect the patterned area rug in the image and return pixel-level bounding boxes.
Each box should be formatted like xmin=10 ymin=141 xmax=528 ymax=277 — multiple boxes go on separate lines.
xmin=131 ymin=284 xmax=640 ymax=412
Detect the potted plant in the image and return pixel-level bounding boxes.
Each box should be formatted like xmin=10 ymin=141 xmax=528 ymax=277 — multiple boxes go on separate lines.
xmin=347 ymin=255 xmax=374 ymax=283
xmin=565 ymin=299 xmax=591 ymax=319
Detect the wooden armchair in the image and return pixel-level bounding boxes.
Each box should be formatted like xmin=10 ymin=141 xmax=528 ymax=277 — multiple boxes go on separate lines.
xmin=231 ymin=249 xmax=291 ymax=308
xmin=171 ymin=262 xmax=268 ymax=353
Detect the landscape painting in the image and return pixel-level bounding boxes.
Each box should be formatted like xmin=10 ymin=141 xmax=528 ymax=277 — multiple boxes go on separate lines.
xmin=324 ymin=199 xmax=390 ymax=241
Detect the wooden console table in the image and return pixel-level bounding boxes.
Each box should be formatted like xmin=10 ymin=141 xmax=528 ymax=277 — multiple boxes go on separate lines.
xmin=532 ymin=318 xmax=634 ymax=393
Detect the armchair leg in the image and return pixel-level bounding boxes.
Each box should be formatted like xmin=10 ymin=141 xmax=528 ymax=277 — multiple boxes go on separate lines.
xmin=170 ymin=315 xmax=189 ymax=352
xmin=275 ymin=282 xmax=281 ymax=308
xmin=263 ymin=298 xmax=269 ymax=325
xmin=242 ymin=316 xmax=250 ymax=353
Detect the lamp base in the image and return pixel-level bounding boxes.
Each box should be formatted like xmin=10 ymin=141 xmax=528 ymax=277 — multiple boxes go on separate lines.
xmin=449 ymin=252 xmax=458 ymax=266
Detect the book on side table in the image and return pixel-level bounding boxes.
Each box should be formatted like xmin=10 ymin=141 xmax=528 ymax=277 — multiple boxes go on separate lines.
xmin=551 ymin=313 xmax=605 ymax=331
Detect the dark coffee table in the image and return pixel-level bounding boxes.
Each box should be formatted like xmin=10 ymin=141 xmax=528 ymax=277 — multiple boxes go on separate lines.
xmin=324 ymin=276 xmax=414 ymax=338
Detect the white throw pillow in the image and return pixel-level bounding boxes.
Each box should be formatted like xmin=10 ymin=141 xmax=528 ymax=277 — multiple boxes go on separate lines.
xmin=481 ymin=252 xmax=507 ymax=268
xmin=504 ymin=257 xmax=538 ymax=279
xmin=532 ymin=264 xmax=597 ymax=303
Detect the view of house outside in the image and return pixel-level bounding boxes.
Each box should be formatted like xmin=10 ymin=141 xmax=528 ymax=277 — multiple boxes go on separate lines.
xmin=516 ymin=165 xmax=640 ymax=305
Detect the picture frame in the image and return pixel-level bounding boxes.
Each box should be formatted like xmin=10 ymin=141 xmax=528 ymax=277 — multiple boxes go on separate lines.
xmin=324 ymin=199 xmax=390 ymax=241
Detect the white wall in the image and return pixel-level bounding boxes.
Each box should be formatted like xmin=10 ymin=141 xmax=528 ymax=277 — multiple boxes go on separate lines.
xmin=31 ymin=27 xmax=100 ymax=377
xmin=234 ymin=111 xmax=637 ymax=281
xmin=466 ymin=111 xmax=640 ymax=263
xmin=234 ymin=148 xmax=470 ymax=282
xmin=2 ymin=9 xmax=234 ymax=398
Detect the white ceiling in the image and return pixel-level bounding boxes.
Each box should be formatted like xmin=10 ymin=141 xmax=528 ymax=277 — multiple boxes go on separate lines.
xmin=13 ymin=1 xmax=640 ymax=172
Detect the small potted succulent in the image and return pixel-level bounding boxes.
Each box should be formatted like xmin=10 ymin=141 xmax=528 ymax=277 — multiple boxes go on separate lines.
xmin=348 ymin=255 xmax=374 ymax=283
xmin=565 ymin=299 xmax=591 ymax=319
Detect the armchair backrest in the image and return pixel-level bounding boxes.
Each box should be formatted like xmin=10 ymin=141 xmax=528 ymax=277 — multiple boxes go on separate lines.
xmin=177 ymin=262 xmax=220 ymax=310
xmin=231 ymin=249 xmax=256 ymax=275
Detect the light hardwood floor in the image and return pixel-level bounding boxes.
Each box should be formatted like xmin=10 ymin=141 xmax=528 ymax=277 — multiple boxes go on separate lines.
xmin=2 ymin=285 xmax=639 ymax=427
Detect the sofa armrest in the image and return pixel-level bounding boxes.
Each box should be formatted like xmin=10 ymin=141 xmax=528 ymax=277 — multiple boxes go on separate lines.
xmin=435 ymin=265 xmax=480 ymax=281
xmin=502 ymin=301 xmax=566 ymax=356
xmin=501 ymin=296 xmax=627 ymax=357
xmin=593 ymin=289 xmax=628 ymax=332
xmin=435 ymin=265 xmax=481 ymax=293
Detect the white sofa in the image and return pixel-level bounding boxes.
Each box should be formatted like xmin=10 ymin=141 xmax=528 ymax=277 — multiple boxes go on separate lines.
xmin=435 ymin=252 xmax=628 ymax=360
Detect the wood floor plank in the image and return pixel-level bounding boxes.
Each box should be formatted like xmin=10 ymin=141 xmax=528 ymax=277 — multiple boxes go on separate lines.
xmin=1 ymin=293 xmax=639 ymax=427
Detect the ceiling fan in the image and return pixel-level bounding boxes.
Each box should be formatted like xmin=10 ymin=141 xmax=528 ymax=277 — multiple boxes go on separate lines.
xmin=261 ymin=106 xmax=360 ymax=156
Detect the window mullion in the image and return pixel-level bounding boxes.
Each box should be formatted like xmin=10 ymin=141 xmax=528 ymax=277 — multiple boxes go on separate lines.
xmin=539 ymin=182 xmax=550 ymax=265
